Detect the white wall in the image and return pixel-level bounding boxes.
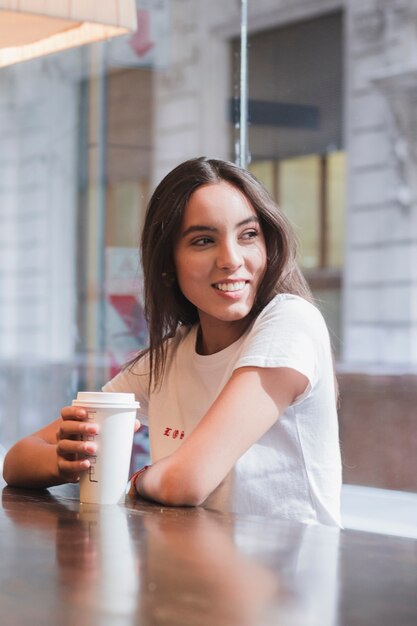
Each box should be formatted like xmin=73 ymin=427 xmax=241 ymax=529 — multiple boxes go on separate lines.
xmin=343 ymin=0 xmax=417 ymax=370
xmin=0 ymin=54 xmax=80 ymax=363
xmin=0 ymin=51 xmax=83 ymax=445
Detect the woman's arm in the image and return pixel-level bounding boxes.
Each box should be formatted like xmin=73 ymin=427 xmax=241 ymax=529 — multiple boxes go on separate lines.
xmin=2 ymin=408 xmax=98 ymax=488
xmin=133 ymin=366 xmax=308 ymax=506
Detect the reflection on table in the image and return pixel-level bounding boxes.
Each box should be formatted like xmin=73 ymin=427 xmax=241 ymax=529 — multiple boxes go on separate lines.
xmin=0 ymin=480 xmax=416 ymax=625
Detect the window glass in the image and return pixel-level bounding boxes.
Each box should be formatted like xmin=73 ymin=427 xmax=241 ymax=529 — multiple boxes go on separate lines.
xmin=249 ymin=161 xmax=275 ymax=199
xmin=2 ymin=2 xmax=416 ymax=531
xmin=279 ymin=155 xmax=321 ymax=269
xmin=250 ymin=152 xmax=345 ymax=273
xmin=327 ymin=151 xmax=345 ymax=269
xmin=232 ymin=12 xmax=343 ymax=162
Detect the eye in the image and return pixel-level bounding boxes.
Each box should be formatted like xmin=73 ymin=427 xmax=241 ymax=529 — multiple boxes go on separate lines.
xmin=240 ymin=228 xmax=260 ymax=241
xmin=191 ymin=236 xmax=214 ymax=247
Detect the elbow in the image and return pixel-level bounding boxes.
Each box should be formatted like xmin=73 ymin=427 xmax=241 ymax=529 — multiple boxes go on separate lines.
xmin=2 ymin=452 xmax=15 ymax=486
xmin=2 ymin=452 xmax=25 ymax=488
xmin=157 ymin=466 xmax=210 ymax=507
xmin=2 ymin=466 xmax=9 ymax=486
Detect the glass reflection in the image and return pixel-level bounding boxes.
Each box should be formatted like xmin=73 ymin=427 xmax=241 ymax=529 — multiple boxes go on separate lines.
xmin=1 ymin=487 xmax=139 ymax=624
xmin=134 ymin=504 xmax=340 ymax=626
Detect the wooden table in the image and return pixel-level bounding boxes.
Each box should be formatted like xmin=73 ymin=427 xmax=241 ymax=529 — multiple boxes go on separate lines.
xmin=1 ymin=479 xmax=416 ymax=626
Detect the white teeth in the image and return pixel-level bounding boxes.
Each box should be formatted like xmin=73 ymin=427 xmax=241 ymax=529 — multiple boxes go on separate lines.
xmin=214 ymin=281 xmax=246 ymax=292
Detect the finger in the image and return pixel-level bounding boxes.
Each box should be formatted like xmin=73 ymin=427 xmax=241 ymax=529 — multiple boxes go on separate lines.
xmin=57 ymin=439 xmax=97 ymax=459
xmin=56 ymin=419 xmax=98 ymax=442
xmin=134 ymin=419 xmax=141 ymax=433
xmin=57 ymin=457 xmax=91 ymax=482
xmin=61 ymin=406 xmax=88 ymax=421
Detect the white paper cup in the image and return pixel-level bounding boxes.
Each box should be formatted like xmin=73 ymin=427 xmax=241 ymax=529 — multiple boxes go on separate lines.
xmin=72 ymin=391 xmax=140 ymax=505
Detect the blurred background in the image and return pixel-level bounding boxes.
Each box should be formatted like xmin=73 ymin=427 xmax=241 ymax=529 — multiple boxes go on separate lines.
xmin=0 ymin=0 xmax=416 ymax=529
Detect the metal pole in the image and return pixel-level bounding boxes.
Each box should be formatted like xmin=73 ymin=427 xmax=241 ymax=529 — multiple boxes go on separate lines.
xmin=85 ymin=42 xmax=107 ymax=390
xmin=239 ymin=0 xmax=249 ymax=169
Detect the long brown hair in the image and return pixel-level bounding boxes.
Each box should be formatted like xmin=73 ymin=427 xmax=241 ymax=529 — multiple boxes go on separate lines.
xmin=129 ymin=157 xmax=312 ymax=389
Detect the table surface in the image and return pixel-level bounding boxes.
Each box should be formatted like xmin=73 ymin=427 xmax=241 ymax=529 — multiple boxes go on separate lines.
xmin=1 ymin=480 xmax=416 ymax=626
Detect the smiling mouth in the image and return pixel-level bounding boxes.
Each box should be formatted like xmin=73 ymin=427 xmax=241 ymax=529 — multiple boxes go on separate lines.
xmin=212 ymin=281 xmax=247 ymax=292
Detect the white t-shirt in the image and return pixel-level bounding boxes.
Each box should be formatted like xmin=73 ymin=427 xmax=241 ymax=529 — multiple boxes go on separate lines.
xmin=103 ymin=294 xmax=342 ymax=526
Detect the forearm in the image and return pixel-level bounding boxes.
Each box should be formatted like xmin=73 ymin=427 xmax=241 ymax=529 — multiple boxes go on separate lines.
xmin=131 ymin=368 xmax=305 ymax=508
xmin=3 ymin=437 xmax=63 ymax=489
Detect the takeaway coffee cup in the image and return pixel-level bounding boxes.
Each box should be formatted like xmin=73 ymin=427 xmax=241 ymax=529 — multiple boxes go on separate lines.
xmin=72 ymin=392 xmax=140 ymax=505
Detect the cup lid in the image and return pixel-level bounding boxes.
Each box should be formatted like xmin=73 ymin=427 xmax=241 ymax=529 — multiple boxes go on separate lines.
xmin=73 ymin=391 xmax=139 ymax=407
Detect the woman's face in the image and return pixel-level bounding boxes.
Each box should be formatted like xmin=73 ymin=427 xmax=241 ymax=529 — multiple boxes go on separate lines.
xmin=173 ymin=181 xmax=267 ymax=344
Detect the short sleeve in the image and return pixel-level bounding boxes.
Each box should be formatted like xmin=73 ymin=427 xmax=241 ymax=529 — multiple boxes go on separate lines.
xmin=235 ymin=295 xmax=327 ymax=399
xmin=102 ymin=353 xmax=150 ymax=426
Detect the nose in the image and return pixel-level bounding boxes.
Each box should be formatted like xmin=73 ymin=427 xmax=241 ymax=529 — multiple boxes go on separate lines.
xmin=215 ymin=238 xmax=243 ymax=271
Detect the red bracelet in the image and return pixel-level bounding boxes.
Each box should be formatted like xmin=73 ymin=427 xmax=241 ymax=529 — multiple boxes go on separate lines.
xmin=128 ymin=465 xmax=150 ymax=498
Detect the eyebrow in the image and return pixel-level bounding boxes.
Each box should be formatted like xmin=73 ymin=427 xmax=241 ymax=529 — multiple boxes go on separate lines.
xmin=181 ymin=216 xmax=260 ymax=238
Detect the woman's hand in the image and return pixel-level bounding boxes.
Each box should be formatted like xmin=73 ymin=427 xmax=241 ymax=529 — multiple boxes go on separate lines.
xmin=3 ymin=404 xmax=142 ymax=489
xmin=55 ymin=407 xmax=99 ymax=483
xmin=56 ymin=408 xmax=141 ymax=484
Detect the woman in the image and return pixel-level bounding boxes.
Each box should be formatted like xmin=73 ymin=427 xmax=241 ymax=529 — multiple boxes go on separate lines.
xmin=3 ymin=157 xmax=342 ymax=526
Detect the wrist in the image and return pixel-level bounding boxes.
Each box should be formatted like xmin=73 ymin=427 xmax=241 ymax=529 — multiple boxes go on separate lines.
xmin=128 ymin=465 xmax=150 ymax=498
